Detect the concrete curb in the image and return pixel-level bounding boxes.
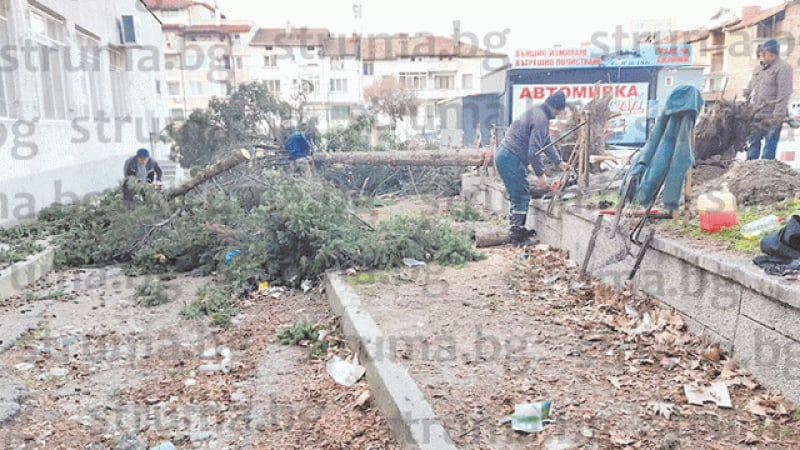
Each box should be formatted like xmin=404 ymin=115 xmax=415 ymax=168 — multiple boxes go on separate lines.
xmin=0 ymin=247 xmax=55 ymax=302
xmin=325 ymin=272 xmax=457 ymax=450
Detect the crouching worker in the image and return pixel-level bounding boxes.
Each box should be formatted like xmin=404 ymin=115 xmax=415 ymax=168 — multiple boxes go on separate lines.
xmin=123 ymin=148 xmax=163 ymax=201
xmin=285 ymin=131 xmax=313 ymax=176
xmin=494 ymin=91 xmax=569 ymax=246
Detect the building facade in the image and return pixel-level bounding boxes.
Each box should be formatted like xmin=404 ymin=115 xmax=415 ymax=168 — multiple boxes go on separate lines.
xmin=0 ymin=0 xmax=169 ymax=225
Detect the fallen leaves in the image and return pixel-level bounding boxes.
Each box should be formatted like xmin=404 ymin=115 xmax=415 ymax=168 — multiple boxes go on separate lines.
xmin=648 ymin=402 xmax=677 ymax=420
xmin=745 ymin=395 xmax=795 ymax=417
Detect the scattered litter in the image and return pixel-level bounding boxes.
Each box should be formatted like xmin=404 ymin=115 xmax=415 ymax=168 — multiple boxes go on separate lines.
xmin=201 ymin=348 xmax=217 ymax=359
xmin=660 ymin=357 xmax=680 ymax=370
xmin=497 ymin=401 xmax=552 ymax=433
xmin=49 ymin=368 xmax=69 ymax=379
xmin=519 ymin=253 xmax=530 ymax=261
xmin=301 ymin=279 xmax=313 ymax=293
xmin=198 ymin=364 xmax=222 ymax=373
xmin=183 ymin=379 xmax=196 ymax=387
xmin=354 ymin=390 xmax=371 ymax=409
xmin=402 ymin=258 xmax=427 ymax=268
xmin=224 ymin=249 xmax=241 ymax=265
xmin=14 ymin=363 xmax=34 ymax=372
xmin=150 ymin=443 xmax=175 ymax=450
xmin=149 ymin=443 xmax=174 ymax=450
xmin=258 ymin=281 xmax=270 ymax=292
xmin=543 ymin=436 xmax=576 ymax=450
xmin=684 ymin=382 xmax=732 ymax=408
xmin=327 ymin=355 xmax=366 ymax=387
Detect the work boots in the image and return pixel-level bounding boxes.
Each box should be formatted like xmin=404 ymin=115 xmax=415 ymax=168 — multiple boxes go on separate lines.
xmin=509 ymin=213 xmax=538 ymax=247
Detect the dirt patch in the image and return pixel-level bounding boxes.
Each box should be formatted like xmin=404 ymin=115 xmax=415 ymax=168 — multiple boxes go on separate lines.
xmin=351 ymin=247 xmax=800 ymax=449
xmin=695 ymin=160 xmax=800 ymax=206
xmin=0 ymin=269 xmax=396 ymax=449
xmin=691 ymin=164 xmax=729 ymax=188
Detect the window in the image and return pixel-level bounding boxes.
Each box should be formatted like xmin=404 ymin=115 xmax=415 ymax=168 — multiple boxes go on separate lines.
xmin=30 ymin=8 xmax=70 ymax=120
xmin=363 ymin=62 xmax=374 ymax=76
xmin=167 ymin=81 xmax=181 ymax=96
xmin=155 ymin=80 xmax=161 ymax=95
xmin=188 ymin=82 xmax=219 ymax=96
xmin=0 ymin=0 xmax=16 ymax=117
xmin=434 ymin=75 xmax=454 ymax=90
xmin=425 ymin=104 xmax=436 ymax=128
xmin=265 ymin=79 xmax=281 ymax=94
xmin=462 ymin=74 xmax=473 ymax=90
xmin=236 ymin=57 xmax=243 ymax=69
xmin=264 ymin=54 xmax=277 ymax=68
xmin=329 ymin=78 xmax=348 ymax=93
xmin=399 ymin=72 xmax=427 ymax=89
xmin=331 ymin=106 xmax=351 ymax=120
xmin=757 ymin=21 xmax=774 ymax=39
xmin=170 ymin=108 xmax=184 ymax=121
xmin=295 ymin=76 xmax=319 ymax=95
xmin=165 ymin=54 xmax=180 ymax=70
xmin=330 ymin=57 xmax=345 ymax=70
xmin=76 ymin=32 xmax=103 ymax=119
xmin=109 ymin=49 xmax=130 ymax=118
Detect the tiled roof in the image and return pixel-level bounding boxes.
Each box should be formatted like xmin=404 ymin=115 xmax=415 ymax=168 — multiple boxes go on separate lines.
xmin=360 ymin=35 xmax=501 ymax=60
xmin=726 ymin=3 xmax=789 ymax=31
xmin=250 ymin=28 xmax=331 ymax=47
xmin=323 ymin=36 xmax=359 ymax=56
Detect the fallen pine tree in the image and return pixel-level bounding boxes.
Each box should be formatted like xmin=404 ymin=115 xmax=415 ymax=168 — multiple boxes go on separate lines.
xmin=17 ymin=171 xmax=483 ymax=296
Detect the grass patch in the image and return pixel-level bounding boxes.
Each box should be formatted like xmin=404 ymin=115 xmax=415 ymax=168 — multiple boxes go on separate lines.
xmin=355 ymin=196 xmax=395 ymax=209
xmin=135 ymin=280 xmax=171 ymax=307
xmin=659 ymin=198 xmax=800 ymax=254
xmin=450 ymin=201 xmax=484 ymax=223
xmin=182 ymin=284 xmax=236 ymax=328
xmin=0 ymin=241 xmax=43 ymax=269
xmin=277 ymin=319 xmax=328 ymax=358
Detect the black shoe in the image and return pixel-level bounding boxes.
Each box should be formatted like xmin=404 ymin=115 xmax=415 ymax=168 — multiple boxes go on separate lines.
xmin=509 ymin=213 xmax=539 ymax=246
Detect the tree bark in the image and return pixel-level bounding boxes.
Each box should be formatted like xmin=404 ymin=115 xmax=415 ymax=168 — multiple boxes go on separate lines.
xmin=313 ymin=150 xmax=486 ymax=167
xmin=167 ymin=149 xmax=252 ymax=200
xmin=454 ymin=222 xmax=510 ymax=247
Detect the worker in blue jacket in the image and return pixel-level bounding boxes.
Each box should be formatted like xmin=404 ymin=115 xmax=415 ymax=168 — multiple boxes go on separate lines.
xmin=495 ymin=91 xmax=569 ymax=245
xmin=285 ymin=131 xmax=313 ymax=176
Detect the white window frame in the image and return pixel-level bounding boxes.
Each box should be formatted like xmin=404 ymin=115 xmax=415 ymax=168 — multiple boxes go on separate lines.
xmin=29 ymin=7 xmax=71 ymax=120
xmin=264 ymin=54 xmax=277 ymax=68
xmin=265 ymin=79 xmax=281 ymax=94
xmin=109 ymin=49 xmax=131 ymax=118
xmin=434 ymin=74 xmax=455 ymax=90
xmin=76 ymin=32 xmax=103 ymax=120
xmin=363 ymin=62 xmax=374 ymax=76
xmin=462 ymin=74 xmax=473 ymax=90
xmin=329 ymin=78 xmax=348 ymax=93
xmin=399 ymin=72 xmax=427 ymax=90
xmin=330 ymin=57 xmax=345 ymax=70
xmin=167 ymin=81 xmax=181 ymax=97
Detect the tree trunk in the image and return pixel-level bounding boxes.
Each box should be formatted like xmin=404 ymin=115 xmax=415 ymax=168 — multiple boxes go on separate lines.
xmin=314 ymin=150 xmax=485 ymax=167
xmin=167 ymin=149 xmax=252 ymax=200
xmin=453 ymin=222 xmax=510 ymax=247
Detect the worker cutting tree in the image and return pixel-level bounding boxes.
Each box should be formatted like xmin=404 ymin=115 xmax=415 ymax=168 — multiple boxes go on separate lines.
xmin=495 ymin=91 xmax=570 ymax=246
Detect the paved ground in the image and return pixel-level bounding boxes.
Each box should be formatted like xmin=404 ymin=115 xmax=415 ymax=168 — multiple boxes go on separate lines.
xmin=0 ymin=268 xmax=396 ymax=449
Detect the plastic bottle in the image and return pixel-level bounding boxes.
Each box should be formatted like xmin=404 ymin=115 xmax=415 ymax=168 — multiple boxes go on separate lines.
xmin=697 ymin=184 xmax=739 ymax=233
xmin=741 ymin=215 xmax=783 ymax=239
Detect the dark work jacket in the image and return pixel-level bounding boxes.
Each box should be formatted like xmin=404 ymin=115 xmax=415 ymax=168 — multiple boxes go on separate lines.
xmin=124 ymin=156 xmax=163 ymax=183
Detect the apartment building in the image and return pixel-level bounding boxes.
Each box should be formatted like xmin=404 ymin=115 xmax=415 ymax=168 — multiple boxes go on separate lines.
xmin=672 ymin=2 xmax=800 ymax=105
xmin=247 ymin=26 xmax=362 ymax=131
xmin=144 ymin=0 xmax=254 ymax=121
xmin=360 ymin=34 xmax=505 ymax=141
xmin=0 ymin=0 xmax=169 ymax=224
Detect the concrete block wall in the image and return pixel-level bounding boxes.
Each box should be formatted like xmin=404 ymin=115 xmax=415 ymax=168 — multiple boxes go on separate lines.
xmin=463 ymin=174 xmax=800 ymax=401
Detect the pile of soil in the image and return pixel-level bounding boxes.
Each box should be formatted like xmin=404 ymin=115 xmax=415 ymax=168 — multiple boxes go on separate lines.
xmin=695 ymin=160 xmax=800 ymax=206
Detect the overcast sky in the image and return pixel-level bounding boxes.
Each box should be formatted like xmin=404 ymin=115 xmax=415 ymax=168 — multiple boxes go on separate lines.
xmin=218 ymin=0 xmax=783 ymax=51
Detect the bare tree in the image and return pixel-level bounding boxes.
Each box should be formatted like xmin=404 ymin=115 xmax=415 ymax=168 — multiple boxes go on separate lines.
xmin=363 ymin=76 xmax=419 ymax=131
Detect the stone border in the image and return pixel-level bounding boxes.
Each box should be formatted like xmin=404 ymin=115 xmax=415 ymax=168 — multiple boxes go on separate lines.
xmin=462 ymin=174 xmax=800 ymax=402
xmin=325 ymin=272 xmax=457 ymax=450
xmin=0 ymin=247 xmax=55 ymax=301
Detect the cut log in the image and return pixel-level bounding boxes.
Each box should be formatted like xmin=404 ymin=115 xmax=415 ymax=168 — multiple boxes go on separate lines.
xmin=454 ymin=222 xmax=510 ymax=247
xmin=313 ymin=150 xmax=485 ymax=167
xmin=167 ymin=149 xmax=251 ymax=200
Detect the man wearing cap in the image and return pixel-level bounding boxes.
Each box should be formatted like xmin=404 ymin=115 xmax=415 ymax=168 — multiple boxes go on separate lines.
xmin=495 ymin=91 xmax=569 ymax=246
xmin=745 ymin=39 xmax=794 ymax=160
xmin=123 ymin=148 xmax=163 ymax=200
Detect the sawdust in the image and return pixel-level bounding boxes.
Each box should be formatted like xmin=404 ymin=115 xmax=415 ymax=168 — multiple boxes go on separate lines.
xmin=695 ymin=160 xmax=800 ymax=206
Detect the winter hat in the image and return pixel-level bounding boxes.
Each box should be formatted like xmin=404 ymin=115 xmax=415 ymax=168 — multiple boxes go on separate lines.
xmin=136 ymin=148 xmax=150 ymax=158
xmin=761 ymin=39 xmax=780 ymax=56
xmin=545 ymin=91 xmax=567 ymax=111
